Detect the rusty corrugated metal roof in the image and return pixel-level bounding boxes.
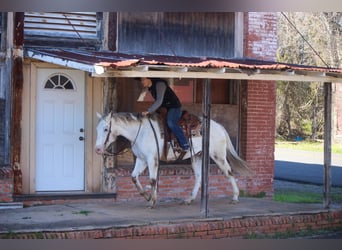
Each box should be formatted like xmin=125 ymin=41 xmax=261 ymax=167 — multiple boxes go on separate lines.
xmin=24 ymin=47 xmax=342 ymax=81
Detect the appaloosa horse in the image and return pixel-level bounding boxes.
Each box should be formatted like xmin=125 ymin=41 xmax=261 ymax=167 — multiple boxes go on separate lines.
xmin=95 ymin=112 xmax=250 ymax=208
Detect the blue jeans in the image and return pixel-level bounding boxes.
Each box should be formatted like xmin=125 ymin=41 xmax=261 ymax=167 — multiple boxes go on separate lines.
xmin=167 ymin=107 xmax=189 ymax=150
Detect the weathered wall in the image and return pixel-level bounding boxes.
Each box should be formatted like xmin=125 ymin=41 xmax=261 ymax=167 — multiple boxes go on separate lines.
xmin=0 ymin=99 xmax=5 ymax=164
xmin=118 ymin=12 xmax=235 ymax=58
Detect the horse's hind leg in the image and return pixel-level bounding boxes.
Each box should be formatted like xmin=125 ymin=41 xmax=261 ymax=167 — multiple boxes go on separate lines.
xmin=131 ymin=158 xmax=151 ymax=202
xmin=184 ymin=155 xmax=202 ymax=205
xmin=211 ymin=154 xmax=240 ymax=204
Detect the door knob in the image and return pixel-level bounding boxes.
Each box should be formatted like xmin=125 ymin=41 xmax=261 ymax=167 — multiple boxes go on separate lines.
xmin=80 ymin=128 xmax=84 ymax=132
xmin=79 ymin=136 xmax=85 ymax=141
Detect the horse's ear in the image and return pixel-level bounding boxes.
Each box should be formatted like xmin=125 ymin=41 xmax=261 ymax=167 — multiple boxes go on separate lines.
xmin=96 ymin=112 xmax=102 ymax=119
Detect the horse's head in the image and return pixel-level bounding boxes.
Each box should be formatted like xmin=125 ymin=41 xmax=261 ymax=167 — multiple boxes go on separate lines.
xmin=95 ymin=112 xmax=117 ymax=155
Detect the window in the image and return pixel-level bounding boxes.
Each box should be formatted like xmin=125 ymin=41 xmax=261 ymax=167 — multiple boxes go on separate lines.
xmin=24 ymin=12 xmax=101 ymax=48
xmin=44 ymin=74 xmax=75 ymax=90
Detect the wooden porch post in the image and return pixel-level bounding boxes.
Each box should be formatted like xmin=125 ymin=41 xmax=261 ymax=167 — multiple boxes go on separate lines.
xmin=201 ymin=78 xmax=211 ymax=217
xmin=323 ymin=82 xmax=332 ymax=209
xmin=10 ymin=12 xmax=24 ymax=195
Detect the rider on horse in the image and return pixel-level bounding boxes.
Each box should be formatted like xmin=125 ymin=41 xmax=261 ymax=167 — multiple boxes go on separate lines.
xmin=136 ymin=77 xmax=190 ymax=156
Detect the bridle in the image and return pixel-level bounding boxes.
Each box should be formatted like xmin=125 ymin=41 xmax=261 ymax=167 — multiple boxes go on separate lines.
xmin=102 ymin=114 xmax=142 ymax=157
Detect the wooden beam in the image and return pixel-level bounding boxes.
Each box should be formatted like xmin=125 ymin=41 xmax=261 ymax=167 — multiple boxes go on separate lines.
xmin=323 ymin=82 xmax=332 ymax=209
xmin=201 ymin=78 xmax=211 ymax=218
xmin=92 ymin=70 xmax=341 ymax=83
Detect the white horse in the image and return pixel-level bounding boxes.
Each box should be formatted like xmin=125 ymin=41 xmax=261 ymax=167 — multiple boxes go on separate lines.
xmin=95 ymin=112 xmax=250 ymax=208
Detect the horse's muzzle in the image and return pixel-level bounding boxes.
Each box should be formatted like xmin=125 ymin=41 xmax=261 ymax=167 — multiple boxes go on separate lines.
xmin=95 ymin=146 xmax=105 ymax=155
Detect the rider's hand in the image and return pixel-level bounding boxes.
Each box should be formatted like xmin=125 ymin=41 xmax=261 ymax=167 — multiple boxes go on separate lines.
xmin=142 ymin=111 xmax=149 ymax=116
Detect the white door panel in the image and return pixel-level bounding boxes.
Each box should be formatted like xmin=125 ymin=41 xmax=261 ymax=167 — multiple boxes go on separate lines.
xmin=36 ymin=69 xmax=85 ymax=191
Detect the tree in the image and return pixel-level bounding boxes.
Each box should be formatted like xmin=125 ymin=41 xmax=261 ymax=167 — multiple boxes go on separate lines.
xmin=277 ymin=12 xmax=341 ymax=140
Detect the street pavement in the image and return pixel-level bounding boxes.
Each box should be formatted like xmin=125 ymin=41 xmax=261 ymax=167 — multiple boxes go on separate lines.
xmin=274 ymin=148 xmax=342 ymax=187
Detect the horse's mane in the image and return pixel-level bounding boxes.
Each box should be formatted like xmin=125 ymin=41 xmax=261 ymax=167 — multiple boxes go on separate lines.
xmin=110 ymin=112 xmax=159 ymax=124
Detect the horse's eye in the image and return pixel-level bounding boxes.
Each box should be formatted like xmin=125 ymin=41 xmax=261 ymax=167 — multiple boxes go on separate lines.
xmin=104 ymin=128 xmax=108 ymax=132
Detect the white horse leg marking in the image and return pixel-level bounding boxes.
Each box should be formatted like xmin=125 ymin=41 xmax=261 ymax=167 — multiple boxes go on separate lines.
xmin=146 ymin=156 xmax=159 ymax=208
xmin=131 ymin=158 xmax=151 ymax=201
xmin=184 ymin=155 xmax=202 ymax=205
xmin=211 ymin=153 xmax=239 ymax=203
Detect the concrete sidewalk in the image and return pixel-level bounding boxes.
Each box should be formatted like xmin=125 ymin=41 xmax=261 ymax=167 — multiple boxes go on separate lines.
xmin=0 ymin=196 xmax=341 ymax=235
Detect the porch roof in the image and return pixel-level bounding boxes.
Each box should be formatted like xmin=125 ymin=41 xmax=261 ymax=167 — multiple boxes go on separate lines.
xmin=25 ymin=47 xmax=342 ymax=83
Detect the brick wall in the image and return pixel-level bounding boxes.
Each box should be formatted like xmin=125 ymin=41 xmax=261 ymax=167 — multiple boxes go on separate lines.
xmin=240 ymin=80 xmax=276 ymax=196
xmin=239 ymin=12 xmax=278 ymax=196
xmin=0 ymin=167 xmax=14 ymax=202
xmin=2 ymin=210 xmax=341 ymax=239
xmin=114 ymin=165 xmax=238 ymax=202
xmin=244 ymin=12 xmax=278 ymax=61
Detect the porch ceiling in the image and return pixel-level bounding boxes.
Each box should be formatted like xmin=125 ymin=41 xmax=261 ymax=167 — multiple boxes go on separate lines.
xmin=25 ymin=47 xmax=342 ymax=83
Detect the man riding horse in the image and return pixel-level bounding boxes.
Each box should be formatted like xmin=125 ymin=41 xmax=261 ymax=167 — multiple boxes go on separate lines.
xmin=136 ymin=77 xmax=190 ymax=159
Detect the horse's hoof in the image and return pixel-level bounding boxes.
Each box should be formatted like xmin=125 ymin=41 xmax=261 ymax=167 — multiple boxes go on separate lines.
xmin=143 ymin=193 xmax=151 ymax=202
xmin=230 ymin=199 xmax=239 ymax=205
xmin=182 ymin=199 xmax=192 ymax=205
xmin=148 ymin=201 xmax=156 ymax=209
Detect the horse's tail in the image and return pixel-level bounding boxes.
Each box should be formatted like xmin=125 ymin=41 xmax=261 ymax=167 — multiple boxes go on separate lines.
xmin=223 ymin=127 xmax=252 ymax=176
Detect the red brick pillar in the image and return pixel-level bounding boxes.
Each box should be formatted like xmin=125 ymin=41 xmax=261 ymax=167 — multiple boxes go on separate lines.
xmin=240 ymin=80 xmax=276 ymax=196
xmin=0 ymin=167 xmax=14 ymax=202
xmin=239 ymin=13 xmax=278 ymax=196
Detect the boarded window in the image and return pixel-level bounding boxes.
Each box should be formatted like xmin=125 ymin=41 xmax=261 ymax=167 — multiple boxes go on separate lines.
xmin=24 ymin=12 xmax=100 ymax=48
xmin=118 ymin=12 xmax=235 ymax=58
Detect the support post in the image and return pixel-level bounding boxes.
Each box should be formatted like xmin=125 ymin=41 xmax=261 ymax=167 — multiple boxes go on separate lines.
xmin=10 ymin=12 xmax=24 ymax=195
xmin=323 ymin=82 xmax=332 ymax=209
xmin=201 ymin=78 xmax=211 ymax=217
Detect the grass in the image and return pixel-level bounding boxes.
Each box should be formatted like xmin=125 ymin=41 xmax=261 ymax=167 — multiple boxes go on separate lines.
xmin=274 ymin=191 xmax=342 ymax=203
xmin=274 ymin=138 xmax=342 ymax=203
xmin=72 ymin=210 xmax=92 ymax=216
xmin=275 ymin=140 xmax=342 ymax=154
xmin=274 ymin=191 xmax=322 ymax=203
xmin=245 ymin=227 xmax=342 ymax=239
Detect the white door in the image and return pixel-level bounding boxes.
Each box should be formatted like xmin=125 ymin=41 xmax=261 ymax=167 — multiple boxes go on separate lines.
xmin=36 ymin=69 xmax=85 ymax=191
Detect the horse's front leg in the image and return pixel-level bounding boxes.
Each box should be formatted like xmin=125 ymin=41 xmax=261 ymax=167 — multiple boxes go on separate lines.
xmin=146 ymin=156 xmax=159 ymax=208
xmin=131 ymin=158 xmax=151 ymax=202
xmin=184 ymin=155 xmax=202 ymax=205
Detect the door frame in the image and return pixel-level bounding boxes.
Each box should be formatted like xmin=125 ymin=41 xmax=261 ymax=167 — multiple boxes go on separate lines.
xmin=35 ymin=68 xmax=86 ymax=191
xmin=23 ymin=62 xmax=103 ymax=194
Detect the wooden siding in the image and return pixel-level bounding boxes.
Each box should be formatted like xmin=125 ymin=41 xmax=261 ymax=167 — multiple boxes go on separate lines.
xmin=118 ymin=12 xmax=235 ymax=58
xmin=24 ymin=12 xmax=98 ymax=40
xmin=0 ymin=98 xmax=5 ymax=164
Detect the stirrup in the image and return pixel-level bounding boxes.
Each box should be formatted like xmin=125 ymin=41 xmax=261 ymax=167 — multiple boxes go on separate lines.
xmin=176 ymin=149 xmax=188 ymax=161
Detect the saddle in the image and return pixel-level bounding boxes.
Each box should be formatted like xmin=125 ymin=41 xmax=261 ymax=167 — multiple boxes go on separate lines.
xmin=157 ymin=107 xmax=201 ymax=161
